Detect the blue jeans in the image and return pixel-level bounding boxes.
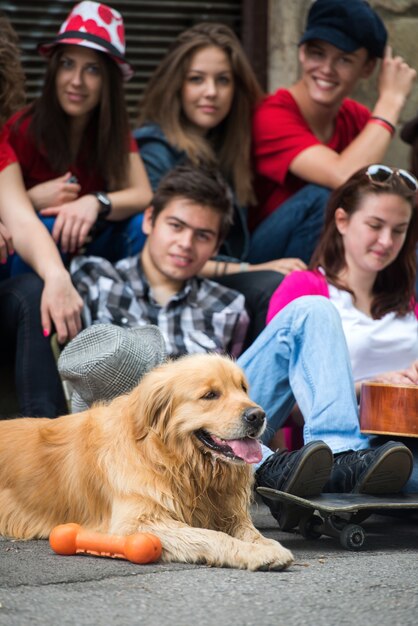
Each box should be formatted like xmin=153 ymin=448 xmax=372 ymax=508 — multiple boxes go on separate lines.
xmin=0 ymin=274 xmax=67 ymax=417
xmin=238 ymin=296 xmax=369 ymax=454
xmin=7 ymin=213 xmax=146 ymax=276
xmin=248 ymin=184 xmax=331 ymax=264
xmin=239 ymin=296 xmax=418 ymax=492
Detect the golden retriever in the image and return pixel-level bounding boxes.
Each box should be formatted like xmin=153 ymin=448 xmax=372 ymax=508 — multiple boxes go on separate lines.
xmin=0 ymin=353 xmax=293 ymax=571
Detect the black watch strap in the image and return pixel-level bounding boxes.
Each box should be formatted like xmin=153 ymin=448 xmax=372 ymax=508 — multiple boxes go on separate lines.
xmin=93 ymin=191 xmax=112 ymax=218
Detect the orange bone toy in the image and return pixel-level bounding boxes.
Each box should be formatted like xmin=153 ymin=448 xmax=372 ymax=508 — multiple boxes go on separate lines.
xmin=49 ymin=523 xmax=162 ymax=564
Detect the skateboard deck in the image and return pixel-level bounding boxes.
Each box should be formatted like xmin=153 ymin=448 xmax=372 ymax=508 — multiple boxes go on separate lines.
xmin=257 ymin=488 xmax=418 ymax=550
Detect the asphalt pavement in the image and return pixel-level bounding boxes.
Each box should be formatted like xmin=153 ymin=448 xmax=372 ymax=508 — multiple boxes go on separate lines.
xmin=1 ymin=502 xmax=418 ymax=626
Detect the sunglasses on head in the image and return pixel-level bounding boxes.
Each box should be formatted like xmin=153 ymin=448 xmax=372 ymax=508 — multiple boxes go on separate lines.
xmin=365 ymin=164 xmax=418 ymax=192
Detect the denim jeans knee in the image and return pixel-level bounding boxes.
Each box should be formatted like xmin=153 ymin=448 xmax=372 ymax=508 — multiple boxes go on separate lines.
xmin=248 ymin=184 xmax=331 ymax=264
xmin=239 ymin=296 xmax=369 ymax=453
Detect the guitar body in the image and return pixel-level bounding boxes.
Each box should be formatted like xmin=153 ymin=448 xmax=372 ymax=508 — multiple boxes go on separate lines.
xmin=360 ymin=382 xmax=418 ymax=438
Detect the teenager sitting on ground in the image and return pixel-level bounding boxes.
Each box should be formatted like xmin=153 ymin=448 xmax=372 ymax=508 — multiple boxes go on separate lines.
xmin=63 ymin=164 xmax=413 ymax=532
xmin=134 ymin=22 xmax=306 ymax=345
xmin=0 ymin=12 xmax=82 ymax=418
xmin=249 ymin=0 xmax=416 ymax=265
xmin=71 ymin=165 xmax=250 ymax=358
xmin=0 ymin=1 xmax=152 ymax=276
xmin=266 ymin=164 xmax=418 ymax=501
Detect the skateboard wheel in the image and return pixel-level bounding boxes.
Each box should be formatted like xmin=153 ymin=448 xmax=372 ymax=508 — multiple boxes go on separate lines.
xmin=340 ymin=524 xmax=365 ymax=550
xmin=299 ymin=515 xmax=322 ymax=540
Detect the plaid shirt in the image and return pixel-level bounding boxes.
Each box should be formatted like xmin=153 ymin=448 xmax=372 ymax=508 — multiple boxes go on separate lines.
xmin=71 ymin=255 xmax=249 ymax=358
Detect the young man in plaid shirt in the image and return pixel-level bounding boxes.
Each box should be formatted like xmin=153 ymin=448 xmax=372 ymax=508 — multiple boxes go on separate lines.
xmin=71 ymin=165 xmax=249 ymax=358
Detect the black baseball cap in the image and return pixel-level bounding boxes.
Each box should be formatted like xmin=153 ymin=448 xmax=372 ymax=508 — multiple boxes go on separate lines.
xmin=299 ymin=0 xmax=387 ymax=59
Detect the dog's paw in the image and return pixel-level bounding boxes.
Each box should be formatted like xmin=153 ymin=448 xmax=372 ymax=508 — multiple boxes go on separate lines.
xmin=245 ymin=541 xmax=294 ymax=571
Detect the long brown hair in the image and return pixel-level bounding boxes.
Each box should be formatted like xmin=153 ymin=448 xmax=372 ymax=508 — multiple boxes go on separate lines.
xmin=0 ymin=13 xmax=25 ymax=128
xmin=21 ymin=46 xmax=130 ymax=189
xmin=310 ymin=166 xmax=418 ymax=318
xmin=138 ymin=22 xmax=263 ymax=206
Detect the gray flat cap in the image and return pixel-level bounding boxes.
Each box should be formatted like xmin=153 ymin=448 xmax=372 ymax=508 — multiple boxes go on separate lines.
xmin=58 ymin=323 xmax=166 ymax=412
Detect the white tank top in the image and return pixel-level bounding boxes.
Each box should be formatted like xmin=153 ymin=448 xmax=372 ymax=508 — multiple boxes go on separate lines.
xmin=328 ymin=284 xmax=418 ymax=382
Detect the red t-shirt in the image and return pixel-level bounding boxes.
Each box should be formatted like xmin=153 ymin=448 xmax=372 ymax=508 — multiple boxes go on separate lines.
xmin=0 ymin=140 xmax=17 ymax=173
xmin=0 ymin=108 xmax=137 ymax=194
xmin=250 ymin=89 xmax=371 ymax=229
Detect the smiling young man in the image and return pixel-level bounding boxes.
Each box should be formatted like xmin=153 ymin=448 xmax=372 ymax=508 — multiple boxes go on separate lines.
xmin=248 ymin=0 xmax=416 ymax=265
xmin=71 ymin=165 xmax=249 ymax=357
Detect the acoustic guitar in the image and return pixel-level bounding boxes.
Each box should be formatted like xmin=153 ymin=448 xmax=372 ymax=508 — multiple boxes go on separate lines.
xmin=359 ymin=381 xmax=418 ymax=438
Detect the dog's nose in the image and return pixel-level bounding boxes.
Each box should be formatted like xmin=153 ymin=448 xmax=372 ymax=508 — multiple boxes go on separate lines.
xmin=242 ymin=407 xmax=266 ymax=429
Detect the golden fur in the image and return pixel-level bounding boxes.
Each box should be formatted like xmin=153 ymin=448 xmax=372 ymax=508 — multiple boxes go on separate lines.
xmin=0 ymin=353 xmax=293 ymax=570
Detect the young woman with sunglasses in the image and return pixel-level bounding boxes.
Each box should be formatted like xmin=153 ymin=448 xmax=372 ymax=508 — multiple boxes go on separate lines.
xmin=266 ymin=164 xmax=418 ymax=469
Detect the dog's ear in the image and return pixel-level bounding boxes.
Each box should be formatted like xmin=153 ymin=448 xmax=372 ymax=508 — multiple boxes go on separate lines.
xmin=128 ymin=366 xmax=175 ymax=440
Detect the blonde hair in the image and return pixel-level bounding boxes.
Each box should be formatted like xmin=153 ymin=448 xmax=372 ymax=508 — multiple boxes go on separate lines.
xmin=138 ymin=22 xmax=263 ymax=206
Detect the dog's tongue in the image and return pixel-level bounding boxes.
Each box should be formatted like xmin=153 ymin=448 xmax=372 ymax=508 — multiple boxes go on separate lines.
xmin=216 ymin=436 xmax=262 ymax=463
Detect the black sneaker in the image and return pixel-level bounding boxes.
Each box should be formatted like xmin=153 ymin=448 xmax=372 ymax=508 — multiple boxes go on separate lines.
xmin=323 ymin=441 xmax=413 ymax=494
xmin=255 ymin=441 xmax=333 ymax=530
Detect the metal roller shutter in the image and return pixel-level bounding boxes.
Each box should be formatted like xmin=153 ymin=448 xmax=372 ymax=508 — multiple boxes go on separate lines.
xmin=0 ymin=0 xmax=266 ymax=126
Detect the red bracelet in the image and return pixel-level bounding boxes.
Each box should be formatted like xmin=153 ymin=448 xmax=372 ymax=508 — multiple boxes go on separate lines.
xmin=368 ymin=116 xmax=396 ymax=136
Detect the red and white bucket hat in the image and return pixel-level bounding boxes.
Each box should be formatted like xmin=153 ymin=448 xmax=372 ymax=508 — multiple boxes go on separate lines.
xmin=38 ymin=1 xmax=133 ymax=81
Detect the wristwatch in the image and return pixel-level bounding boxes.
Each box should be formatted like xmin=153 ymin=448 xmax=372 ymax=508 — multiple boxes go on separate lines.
xmin=93 ymin=191 xmax=112 ymax=219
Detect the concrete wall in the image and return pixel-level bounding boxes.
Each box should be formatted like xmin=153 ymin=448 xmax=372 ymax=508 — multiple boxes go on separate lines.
xmin=268 ymin=0 xmax=418 ymax=168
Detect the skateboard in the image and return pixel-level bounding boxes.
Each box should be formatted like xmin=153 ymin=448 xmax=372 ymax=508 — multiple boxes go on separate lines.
xmin=257 ymin=488 xmax=418 ymax=550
